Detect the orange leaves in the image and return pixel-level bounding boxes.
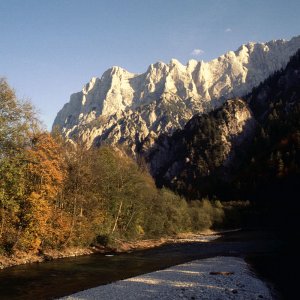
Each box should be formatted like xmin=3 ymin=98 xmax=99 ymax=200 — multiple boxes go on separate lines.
xmin=0 ymin=81 xmax=72 ymax=255
xmin=10 ymin=133 xmax=68 ymax=253
xmin=26 ymin=133 xmax=66 ymax=199
xmin=19 ymin=192 xmax=52 ymax=252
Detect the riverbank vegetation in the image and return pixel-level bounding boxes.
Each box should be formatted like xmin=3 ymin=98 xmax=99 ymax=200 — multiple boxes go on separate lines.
xmin=1 ymin=79 xmax=239 ymax=259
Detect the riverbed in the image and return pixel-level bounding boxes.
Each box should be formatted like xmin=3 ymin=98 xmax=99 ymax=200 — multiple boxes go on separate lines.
xmin=61 ymin=256 xmax=272 ymax=300
xmin=0 ymin=230 xmax=281 ymax=299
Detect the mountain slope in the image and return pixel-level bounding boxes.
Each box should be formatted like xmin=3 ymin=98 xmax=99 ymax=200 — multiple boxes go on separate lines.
xmin=147 ymin=49 xmax=300 ymax=200
xmin=53 ymin=36 xmax=300 ymax=152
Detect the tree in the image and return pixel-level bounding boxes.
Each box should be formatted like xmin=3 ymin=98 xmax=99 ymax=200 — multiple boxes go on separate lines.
xmin=21 ymin=133 xmax=67 ymax=251
xmin=26 ymin=133 xmax=66 ymax=199
xmin=0 ymin=79 xmax=38 ymax=253
xmin=0 ymin=79 xmax=37 ymax=155
xmin=58 ymin=142 xmax=102 ymax=246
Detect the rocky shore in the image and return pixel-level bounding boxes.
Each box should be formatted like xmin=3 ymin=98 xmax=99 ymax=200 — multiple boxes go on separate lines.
xmin=61 ymin=256 xmax=273 ymax=300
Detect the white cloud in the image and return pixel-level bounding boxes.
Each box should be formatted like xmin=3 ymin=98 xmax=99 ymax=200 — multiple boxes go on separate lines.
xmin=191 ymin=49 xmax=204 ymax=56
xmin=225 ymin=28 xmax=232 ymax=33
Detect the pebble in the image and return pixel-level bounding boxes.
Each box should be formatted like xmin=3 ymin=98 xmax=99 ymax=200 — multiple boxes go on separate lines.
xmin=60 ymin=257 xmax=273 ymax=300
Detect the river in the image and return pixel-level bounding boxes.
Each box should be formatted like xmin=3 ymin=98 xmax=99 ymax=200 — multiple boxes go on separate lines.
xmin=0 ymin=230 xmax=281 ymax=300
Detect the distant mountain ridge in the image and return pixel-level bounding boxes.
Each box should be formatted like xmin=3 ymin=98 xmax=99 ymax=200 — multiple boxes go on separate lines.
xmin=53 ymin=36 xmax=300 ymax=153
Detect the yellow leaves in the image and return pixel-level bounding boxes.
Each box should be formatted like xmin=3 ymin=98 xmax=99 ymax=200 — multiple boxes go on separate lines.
xmin=45 ymin=211 xmax=72 ymax=248
xmin=26 ymin=133 xmax=66 ymax=199
xmin=26 ymin=192 xmax=52 ymax=226
xmin=136 ymin=225 xmax=144 ymax=235
xmin=0 ymin=80 xmax=71 ymax=255
xmin=16 ymin=133 xmax=71 ymax=252
xmin=18 ymin=192 xmax=52 ymax=253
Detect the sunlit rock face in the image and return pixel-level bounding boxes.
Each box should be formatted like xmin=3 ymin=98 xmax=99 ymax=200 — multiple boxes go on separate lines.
xmin=145 ymin=99 xmax=257 ymax=186
xmin=53 ymin=36 xmax=300 ymax=153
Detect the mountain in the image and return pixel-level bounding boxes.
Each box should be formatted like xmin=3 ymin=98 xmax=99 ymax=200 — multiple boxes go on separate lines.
xmin=145 ymin=99 xmax=256 ymax=191
xmin=148 ymin=49 xmax=300 ymax=200
xmin=53 ymin=36 xmax=300 ymax=153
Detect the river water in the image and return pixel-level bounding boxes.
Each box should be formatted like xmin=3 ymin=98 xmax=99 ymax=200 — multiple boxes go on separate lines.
xmin=0 ymin=230 xmax=280 ymax=300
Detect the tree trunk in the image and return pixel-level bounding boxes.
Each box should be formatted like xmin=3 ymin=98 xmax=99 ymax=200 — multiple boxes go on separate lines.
xmin=111 ymin=199 xmax=123 ymax=234
xmin=63 ymin=194 xmax=77 ymax=247
xmin=0 ymin=203 xmax=5 ymax=238
xmin=124 ymin=210 xmax=136 ymax=232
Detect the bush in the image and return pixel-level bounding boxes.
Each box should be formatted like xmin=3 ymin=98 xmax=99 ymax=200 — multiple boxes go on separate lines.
xmin=188 ymin=199 xmax=224 ymax=231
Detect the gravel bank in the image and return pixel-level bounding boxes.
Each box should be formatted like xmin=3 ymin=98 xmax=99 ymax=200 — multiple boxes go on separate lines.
xmin=60 ymin=256 xmax=272 ymax=300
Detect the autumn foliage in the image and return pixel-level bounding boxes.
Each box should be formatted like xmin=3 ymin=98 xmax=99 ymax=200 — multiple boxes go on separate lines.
xmin=0 ymin=79 xmax=224 ymax=256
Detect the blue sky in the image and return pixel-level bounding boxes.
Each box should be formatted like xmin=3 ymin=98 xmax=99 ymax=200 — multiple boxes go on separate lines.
xmin=1 ymin=0 xmax=299 ymax=129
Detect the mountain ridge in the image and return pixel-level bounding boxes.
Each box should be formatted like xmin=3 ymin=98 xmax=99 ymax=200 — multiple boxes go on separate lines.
xmin=53 ymin=36 xmax=300 ymax=153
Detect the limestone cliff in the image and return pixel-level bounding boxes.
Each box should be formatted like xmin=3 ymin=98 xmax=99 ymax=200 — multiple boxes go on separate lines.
xmin=53 ymin=36 xmax=300 ymax=153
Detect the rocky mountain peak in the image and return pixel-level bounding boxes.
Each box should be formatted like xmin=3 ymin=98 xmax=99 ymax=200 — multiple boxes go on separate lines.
xmin=53 ymin=36 xmax=300 ymax=153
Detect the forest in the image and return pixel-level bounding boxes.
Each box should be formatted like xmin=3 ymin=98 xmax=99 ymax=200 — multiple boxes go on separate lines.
xmin=0 ymin=79 xmax=228 ymax=257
